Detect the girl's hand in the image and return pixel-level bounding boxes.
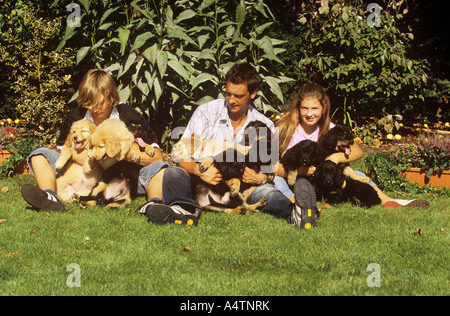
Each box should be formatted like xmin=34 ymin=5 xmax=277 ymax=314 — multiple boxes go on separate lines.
xmin=242 ymin=167 xmax=266 ymax=184
xmin=297 ymin=165 xmax=316 ymax=177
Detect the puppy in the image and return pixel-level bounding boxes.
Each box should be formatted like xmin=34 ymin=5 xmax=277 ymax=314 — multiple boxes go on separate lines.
xmin=280 ymin=140 xmax=321 ymax=187
xmin=193 ymin=148 xmax=267 ymax=214
xmin=312 ymin=160 xmax=381 ymax=208
xmin=192 ymin=121 xmax=275 ymax=214
xmin=319 ymin=124 xmax=371 ymax=183
xmin=90 ymin=119 xmax=141 ymax=170
xmin=55 ymin=120 xmax=103 ymax=203
xmin=171 ymin=134 xmax=250 ymax=169
xmin=81 ymin=161 xmax=141 ymax=209
xmin=126 ymin=122 xmax=155 ymax=158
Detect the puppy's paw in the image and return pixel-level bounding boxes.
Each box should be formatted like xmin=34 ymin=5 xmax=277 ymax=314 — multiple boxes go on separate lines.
xmin=259 ymin=197 xmax=268 ymax=207
xmin=199 ymin=159 xmax=213 ymax=173
xmin=71 ymin=194 xmax=81 ymax=204
xmin=145 ymin=144 xmax=155 ymax=157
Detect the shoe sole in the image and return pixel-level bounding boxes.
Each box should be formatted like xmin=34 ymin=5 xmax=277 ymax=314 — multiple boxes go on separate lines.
xmin=21 ymin=184 xmax=66 ymax=212
xmin=294 ymin=178 xmax=317 ymax=229
xmin=384 ymin=199 xmax=430 ymax=209
xmin=144 ymin=204 xmax=198 ymax=226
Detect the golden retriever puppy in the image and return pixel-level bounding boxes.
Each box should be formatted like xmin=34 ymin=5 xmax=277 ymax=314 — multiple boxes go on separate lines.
xmin=55 ymin=120 xmax=103 ymax=203
xmin=171 ymin=134 xmax=250 ymax=172
xmin=89 ymin=119 xmax=141 ymax=169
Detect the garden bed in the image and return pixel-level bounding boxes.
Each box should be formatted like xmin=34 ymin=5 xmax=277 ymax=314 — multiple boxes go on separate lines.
xmin=400 ymin=168 xmax=450 ymax=188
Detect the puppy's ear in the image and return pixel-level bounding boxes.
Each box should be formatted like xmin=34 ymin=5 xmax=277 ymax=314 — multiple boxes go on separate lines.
xmin=65 ymin=132 xmax=73 ymax=148
xmin=106 ymin=139 xmax=121 ymax=158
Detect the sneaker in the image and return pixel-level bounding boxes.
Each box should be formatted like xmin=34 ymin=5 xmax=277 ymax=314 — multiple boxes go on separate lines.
xmin=136 ymin=200 xmax=199 ymax=226
xmin=291 ymin=178 xmax=319 ymax=229
xmin=21 ymin=184 xmax=66 ymax=212
xmin=384 ymin=199 xmax=430 ymax=209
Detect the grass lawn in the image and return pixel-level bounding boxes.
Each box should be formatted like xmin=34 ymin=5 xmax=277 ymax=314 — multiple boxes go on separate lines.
xmin=0 ymin=172 xmax=448 ymax=296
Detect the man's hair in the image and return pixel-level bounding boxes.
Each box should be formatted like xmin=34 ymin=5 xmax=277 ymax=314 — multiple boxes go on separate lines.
xmin=225 ymin=62 xmax=262 ymax=94
xmin=77 ymin=69 xmax=120 ymax=109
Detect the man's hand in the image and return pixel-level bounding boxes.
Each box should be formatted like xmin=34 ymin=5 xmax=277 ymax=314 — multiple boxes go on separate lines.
xmin=242 ymin=167 xmax=266 ymax=185
xmin=199 ymin=165 xmax=222 ymax=186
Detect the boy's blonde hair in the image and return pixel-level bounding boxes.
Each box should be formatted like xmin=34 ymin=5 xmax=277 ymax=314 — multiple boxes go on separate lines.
xmin=77 ymin=69 xmax=120 ymax=109
xmin=277 ymin=83 xmax=331 ymax=153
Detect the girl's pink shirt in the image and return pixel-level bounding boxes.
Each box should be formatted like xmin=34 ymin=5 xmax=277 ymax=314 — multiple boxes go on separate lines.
xmin=283 ymin=122 xmax=335 ymax=154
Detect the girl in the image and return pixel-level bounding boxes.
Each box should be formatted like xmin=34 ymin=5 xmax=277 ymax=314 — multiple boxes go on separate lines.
xmin=275 ymin=83 xmax=429 ymax=209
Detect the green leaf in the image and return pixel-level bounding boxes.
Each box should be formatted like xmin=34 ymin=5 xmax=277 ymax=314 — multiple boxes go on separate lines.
xmin=157 ymin=50 xmax=168 ymax=78
xmin=131 ymin=32 xmax=155 ymax=52
xmin=175 ymin=9 xmax=196 ymax=23
xmin=76 ymin=46 xmax=90 ymax=65
xmin=168 ymin=59 xmax=190 ymax=81
xmin=118 ymin=52 xmax=136 ymax=79
xmin=264 ymin=76 xmax=284 ymax=103
xmin=118 ymin=28 xmax=131 ymax=56
xmin=234 ymin=0 xmax=246 ymax=37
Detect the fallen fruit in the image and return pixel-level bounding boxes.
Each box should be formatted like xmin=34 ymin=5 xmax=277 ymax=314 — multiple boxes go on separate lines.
xmin=386 ymin=134 xmax=394 ymax=140
xmin=394 ymin=134 xmax=402 ymax=140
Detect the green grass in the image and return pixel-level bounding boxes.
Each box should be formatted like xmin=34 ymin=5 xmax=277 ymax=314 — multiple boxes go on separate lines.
xmin=0 ymin=174 xmax=448 ymax=296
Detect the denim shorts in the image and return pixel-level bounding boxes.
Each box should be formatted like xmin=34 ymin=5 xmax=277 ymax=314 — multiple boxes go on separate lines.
xmin=27 ymin=148 xmax=170 ymax=197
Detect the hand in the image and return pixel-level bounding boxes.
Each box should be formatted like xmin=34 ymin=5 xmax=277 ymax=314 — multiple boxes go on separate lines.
xmin=242 ymin=167 xmax=265 ymax=185
xmin=297 ymin=165 xmax=316 ymax=177
xmin=199 ymin=165 xmax=222 ymax=186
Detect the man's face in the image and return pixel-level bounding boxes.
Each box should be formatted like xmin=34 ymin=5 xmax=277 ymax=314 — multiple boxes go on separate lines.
xmin=225 ymin=82 xmax=258 ymax=118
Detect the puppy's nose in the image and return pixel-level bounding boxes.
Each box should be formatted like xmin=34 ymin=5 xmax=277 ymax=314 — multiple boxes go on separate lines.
xmin=74 ymin=136 xmax=78 ymax=141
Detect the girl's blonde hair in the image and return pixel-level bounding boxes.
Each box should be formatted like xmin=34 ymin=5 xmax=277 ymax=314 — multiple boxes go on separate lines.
xmin=277 ymin=83 xmax=331 ymax=153
xmin=77 ymin=69 xmax=120 ymax=109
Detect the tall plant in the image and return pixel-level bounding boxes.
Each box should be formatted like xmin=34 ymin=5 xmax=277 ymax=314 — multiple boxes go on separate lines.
xmin=56 ymin=0 xmax=292 ymax=141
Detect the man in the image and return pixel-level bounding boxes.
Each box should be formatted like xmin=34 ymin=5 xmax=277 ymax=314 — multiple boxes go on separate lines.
xmin=176 ymin=62 xmax=319 ymax=229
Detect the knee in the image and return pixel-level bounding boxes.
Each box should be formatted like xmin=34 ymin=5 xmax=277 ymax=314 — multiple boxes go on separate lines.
xmin=163 ymin=166 xmax=190 ymax=184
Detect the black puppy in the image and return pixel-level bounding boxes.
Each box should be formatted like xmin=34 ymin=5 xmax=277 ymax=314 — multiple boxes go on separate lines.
xmin=193 ymin=148 xmax=267 ymax=214
xmin=319 ymin=124 xmax=370 ymax=183
xmin=312 ymin=160 xmax=380 ymax=208
xmin=280 ymin=140 xmax=321 ymax=187
xmin=80 ymin=161 xmax=141 ymax=209
xmin=126 ymin=122 xmax=155 ymax=157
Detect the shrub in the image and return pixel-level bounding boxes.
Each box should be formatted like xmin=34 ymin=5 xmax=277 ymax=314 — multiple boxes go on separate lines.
xmin=0 ymin=3 xmax=76 ymax=143
xmin=281 ymin=0 xmax=433 ymax=123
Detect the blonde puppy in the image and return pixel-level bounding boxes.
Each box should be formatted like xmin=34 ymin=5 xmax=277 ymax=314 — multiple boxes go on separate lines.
xmin=89 ymin=119 xmax=141 ymax=169
xmin=55 ymin=120 xmax=103 ymax=203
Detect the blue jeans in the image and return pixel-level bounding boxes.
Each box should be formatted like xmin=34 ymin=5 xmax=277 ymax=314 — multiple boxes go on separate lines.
xmin=245 ymin=182 xmax=293 ymax=219
xmin=27 ymin=148 xmax=200 ymax=209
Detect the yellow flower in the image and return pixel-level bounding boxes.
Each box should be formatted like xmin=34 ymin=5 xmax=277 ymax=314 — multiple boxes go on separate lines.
xmin=14 ymin=119 xmax=20 ymax=124
xmin=6 ymin=118 xmax=12 ymax=124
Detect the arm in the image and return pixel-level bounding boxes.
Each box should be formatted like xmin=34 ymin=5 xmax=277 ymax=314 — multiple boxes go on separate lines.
xmin=178 ymin=158 xmax=223 ymax=186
